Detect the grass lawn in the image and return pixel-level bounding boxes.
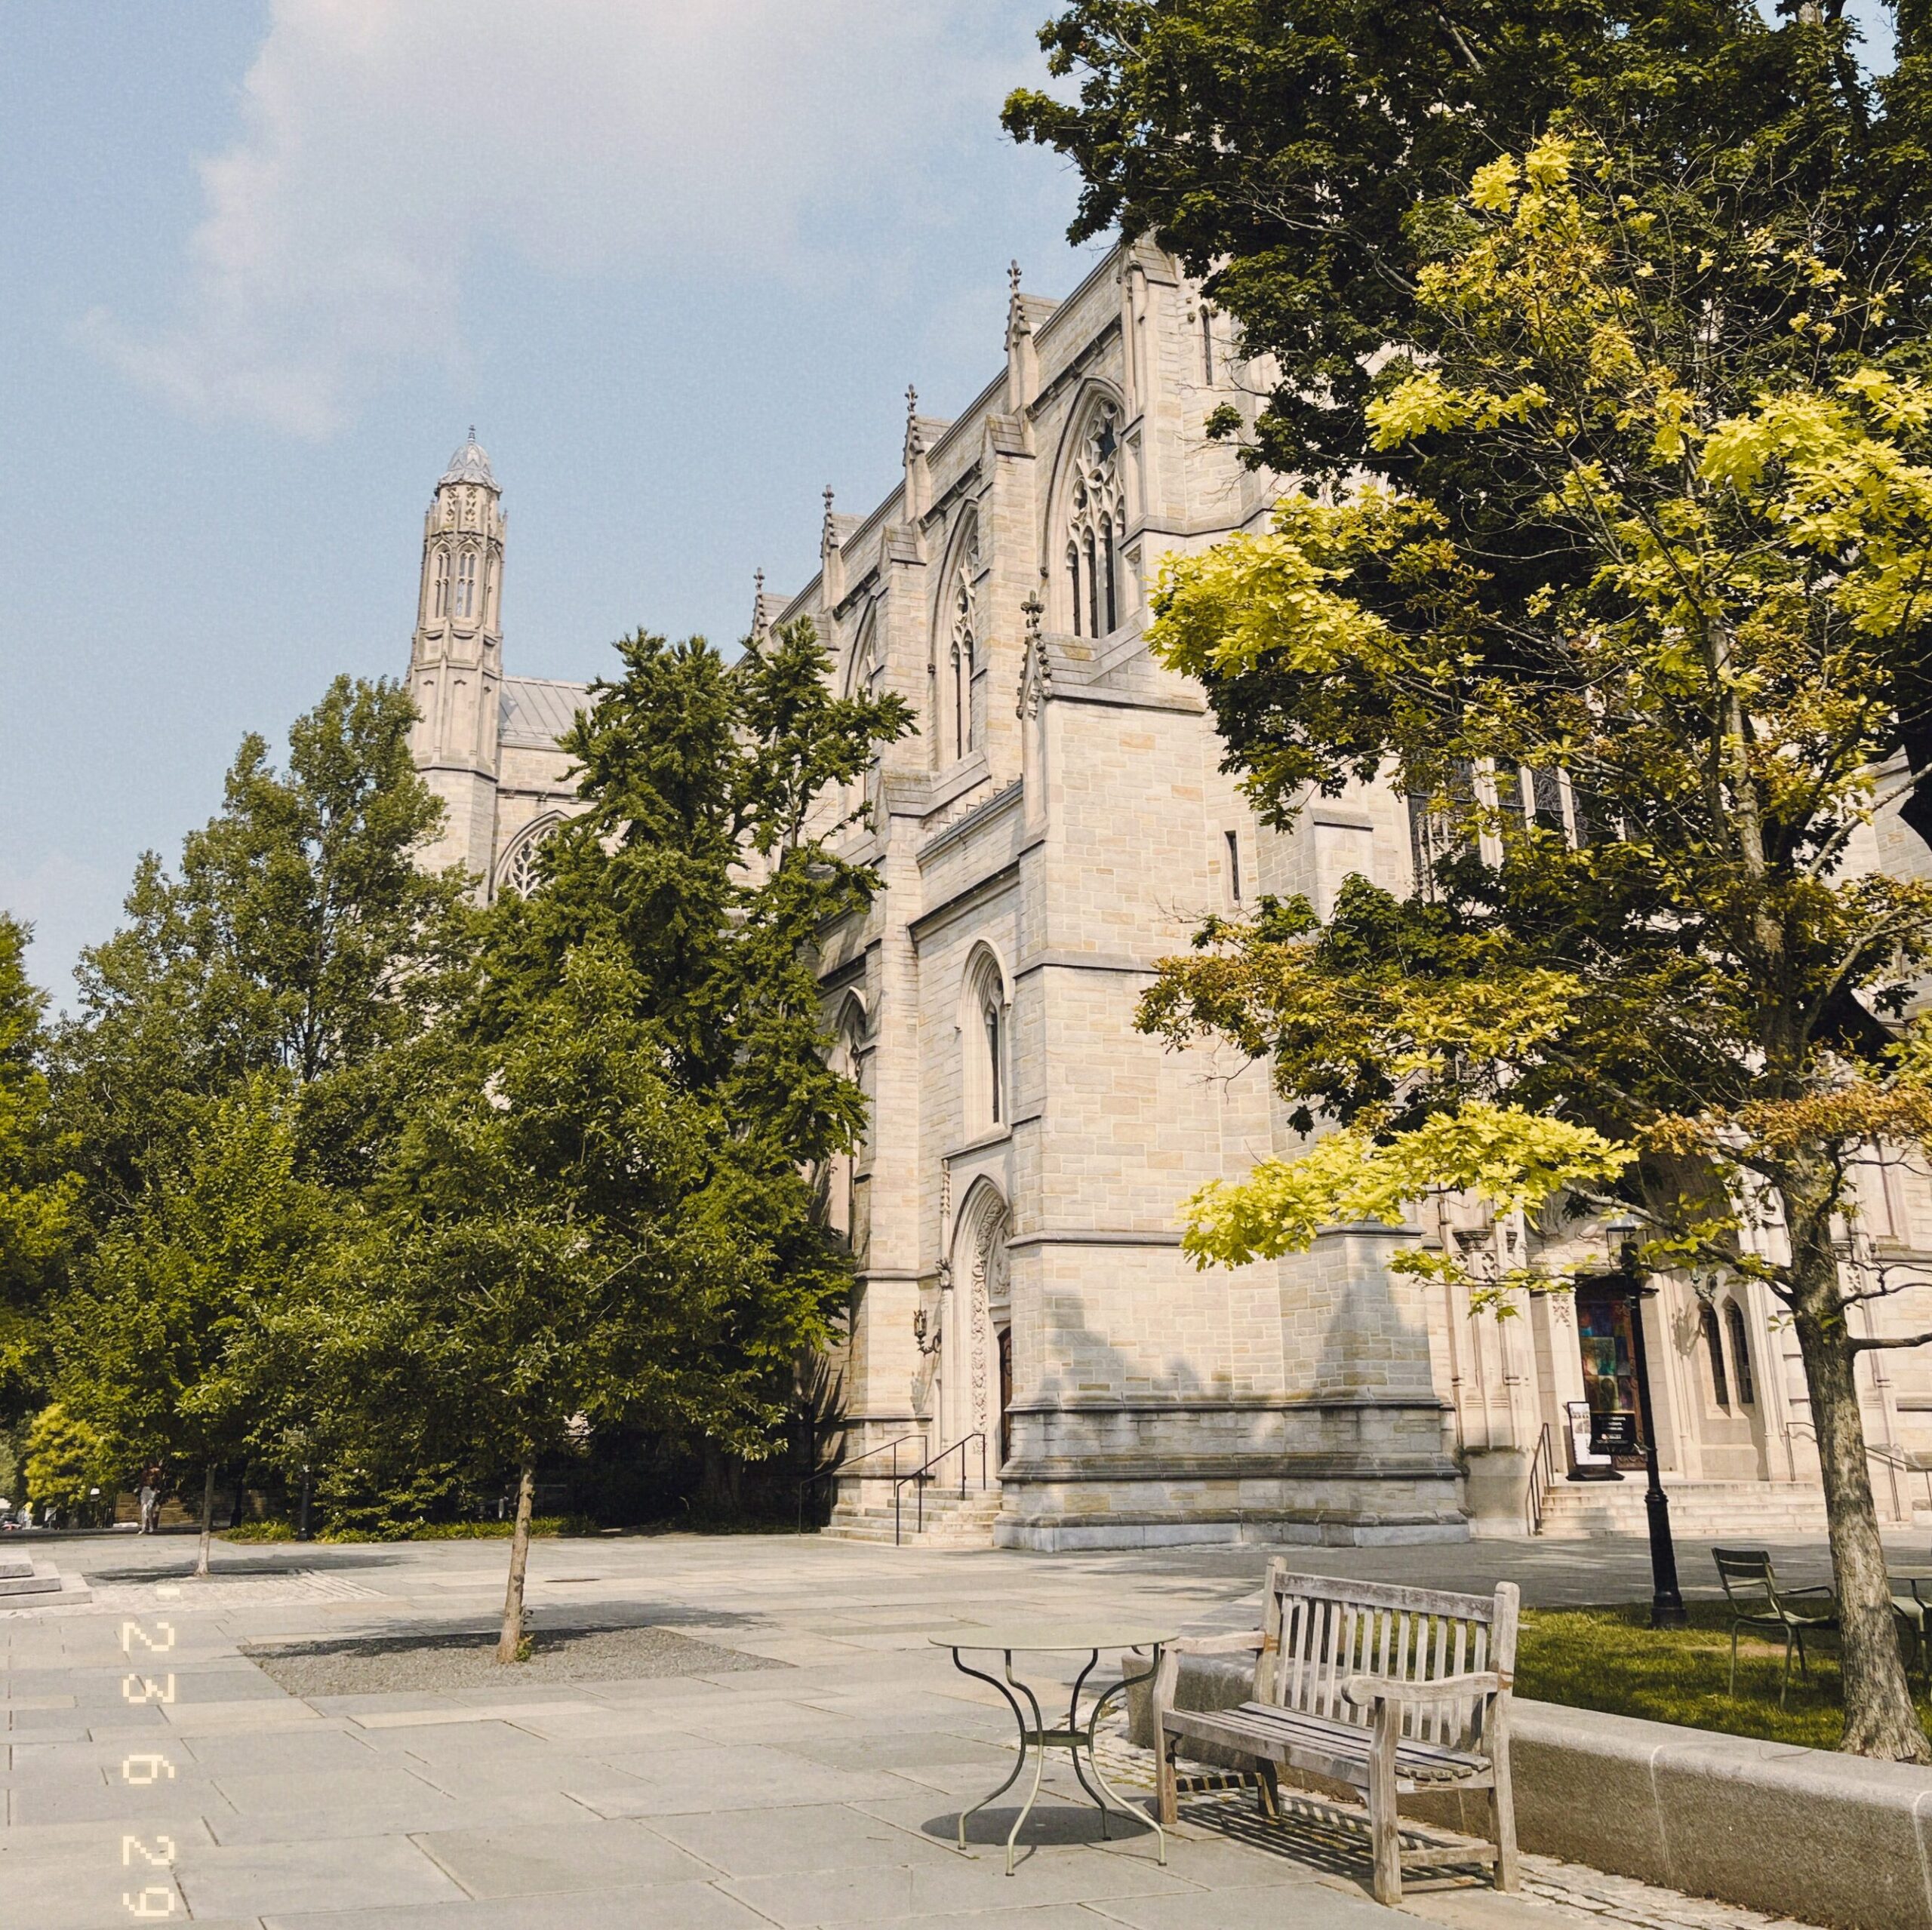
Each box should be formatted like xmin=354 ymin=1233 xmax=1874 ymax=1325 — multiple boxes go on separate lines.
xmin=1517 ymin=1602 xmax=1932 ymax=1750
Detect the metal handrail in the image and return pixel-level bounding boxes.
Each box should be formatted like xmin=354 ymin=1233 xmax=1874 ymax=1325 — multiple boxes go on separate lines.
xmin=1525 ymin=1421 xmax=1555 ymax=1537
xmin=795 ymin=1431 xmax=924 ymax=1533
xmin=1780 ymin=1419 xmax=1929 ymax=1519
xmin=893 ymin=1431 xmax=988 ymax=1545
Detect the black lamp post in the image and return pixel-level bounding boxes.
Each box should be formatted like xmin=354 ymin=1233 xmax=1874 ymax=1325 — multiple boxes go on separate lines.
xmin=1606 ymin=1215 xmax=1686 ymax=1628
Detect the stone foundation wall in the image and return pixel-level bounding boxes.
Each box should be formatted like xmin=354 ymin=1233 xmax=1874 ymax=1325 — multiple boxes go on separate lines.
xmin=993 ymin=1394 xmax=1466 ymax=1548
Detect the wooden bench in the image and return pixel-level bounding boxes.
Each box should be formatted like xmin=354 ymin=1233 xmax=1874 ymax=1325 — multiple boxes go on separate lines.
xmin=1150 ymin=1563 xmax=1519 ymax=1905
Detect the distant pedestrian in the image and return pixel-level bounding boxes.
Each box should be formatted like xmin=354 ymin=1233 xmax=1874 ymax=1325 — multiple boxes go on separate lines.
xmin=137 ymin=1468 xmax=162 ymax=1535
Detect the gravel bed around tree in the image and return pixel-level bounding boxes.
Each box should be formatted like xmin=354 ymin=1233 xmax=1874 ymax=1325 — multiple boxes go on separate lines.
xmin=242 ymin=1621 xmax=788 ymax=1695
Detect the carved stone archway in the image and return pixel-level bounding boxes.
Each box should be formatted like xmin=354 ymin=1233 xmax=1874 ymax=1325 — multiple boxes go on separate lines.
xmin=948 ymin=1182 xmax=1012 ymax=1464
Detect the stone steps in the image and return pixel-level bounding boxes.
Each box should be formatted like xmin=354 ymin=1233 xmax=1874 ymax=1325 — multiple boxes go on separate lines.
xmin=0 ymin=1557 xmax=90 ymax=1606
xmin=821 ymin=1487 xmax=1003 ymax=1548
xmin=1537 ymin=1478 xmax=1832 ymax=1539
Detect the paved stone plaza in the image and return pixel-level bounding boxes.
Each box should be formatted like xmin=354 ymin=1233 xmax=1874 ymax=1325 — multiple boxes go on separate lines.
xmin=1 ymin=1528 xmax=1879 ymax=1930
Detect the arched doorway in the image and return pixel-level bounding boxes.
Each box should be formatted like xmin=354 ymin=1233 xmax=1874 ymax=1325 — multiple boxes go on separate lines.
xmin=948 ymin=1182 xmax=1012 ymax=1476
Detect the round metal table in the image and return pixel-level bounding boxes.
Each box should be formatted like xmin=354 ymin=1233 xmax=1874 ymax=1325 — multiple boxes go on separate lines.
xmin=932 ymin=1623 xmax=1174 ymax=1873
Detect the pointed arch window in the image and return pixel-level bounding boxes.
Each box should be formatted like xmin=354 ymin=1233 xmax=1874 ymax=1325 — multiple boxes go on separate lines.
xmin=498 ymin=817 xmax=559 ymax=899
xmin=826 ymin=1003 xmax=866 ymax=1245
xmin=1725 ymin=1300 xmax=1756 ymax=1406
xmin=948 ymin=526 xmax=980 ymax=761
xmin=841 ymin=618 xmax=879 ymax=822
xmin=962 ymin=948 xmax=1009 ymax=1137
xmin=1700 ymin=1304 xmax=1731 ymax=1408
xmin=432 ymin=552 xmax=450 ymax=619
xmin=984 ymin=999 xmax=1004 ymax=1124
xmin=1066 ymin=404 xmax=1124 ymax=638
xmin=456 ymin=552 xmax=478 ymax=619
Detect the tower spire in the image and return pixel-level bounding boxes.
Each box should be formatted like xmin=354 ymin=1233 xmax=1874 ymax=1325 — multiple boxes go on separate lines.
xmin=408 ymin=436 xmax=506 ymax=893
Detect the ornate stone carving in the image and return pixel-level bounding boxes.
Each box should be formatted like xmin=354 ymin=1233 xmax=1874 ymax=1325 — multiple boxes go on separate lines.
xmin=1016 ymin=587 xmax=1051 ymax=718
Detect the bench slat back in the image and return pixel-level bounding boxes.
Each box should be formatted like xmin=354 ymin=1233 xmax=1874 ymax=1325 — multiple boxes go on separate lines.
xmin=1254 ymin=1563 xmax=1518 ymax=1754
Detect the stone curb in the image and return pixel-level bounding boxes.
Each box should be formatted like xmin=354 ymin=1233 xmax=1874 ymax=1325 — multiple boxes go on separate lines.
xmin=1133 ymin=1651 xmax=1932 ymax=1930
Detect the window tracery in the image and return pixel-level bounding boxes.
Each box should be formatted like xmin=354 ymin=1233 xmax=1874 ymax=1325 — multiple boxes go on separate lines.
xmin=934 ymin=518 xmax=983 ymax=766
xmin=432 ymin=552 xmax=450 ymax=619
xmin=456 ymin=551 xmax=478 ymax=619
xmin=500 ymin=818 xmax=558 ymax=899
xmin=950 ymin=564 xmax=977 ymax=761
xmin=1066 ymin=405 xmax=1123 ymax=638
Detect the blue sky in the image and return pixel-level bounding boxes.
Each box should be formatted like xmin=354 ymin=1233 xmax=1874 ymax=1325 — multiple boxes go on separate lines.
xmin=0 ymin=2 xmax=1901 ymax=1003
xmin=0 ymin=2 xmax=1103 ymax=1000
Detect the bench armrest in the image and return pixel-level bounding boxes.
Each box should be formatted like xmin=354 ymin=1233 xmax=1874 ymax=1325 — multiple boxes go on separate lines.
xmin=1167 ymin=1631 xmax=1267 ymax=1657
xmin=1340 ymin=1670 xmax=1508 ymax=1709
xmin=1151 ymin=1630 xmax=1265 ymax=1720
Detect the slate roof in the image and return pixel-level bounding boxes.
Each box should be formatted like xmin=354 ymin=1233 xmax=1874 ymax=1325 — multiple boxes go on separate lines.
xmin=499 ymin=676 xmax=589 ymax=749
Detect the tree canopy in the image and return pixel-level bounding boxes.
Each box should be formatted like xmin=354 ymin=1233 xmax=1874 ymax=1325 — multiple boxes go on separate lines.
xmin=0 ymin=914 xmax=78 ymax=1414
xmin=1007 ymin=0 xmax=1932 ymax=837
xmin=291 ymin=617 xmax=913 ymax=1652
xmin=1140 ymin=128 xmax=1932 ymax=1757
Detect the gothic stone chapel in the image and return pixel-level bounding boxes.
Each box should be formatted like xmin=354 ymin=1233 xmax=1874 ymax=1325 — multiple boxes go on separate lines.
xmin=405 ymin=241 xmax=1932 ymax=1550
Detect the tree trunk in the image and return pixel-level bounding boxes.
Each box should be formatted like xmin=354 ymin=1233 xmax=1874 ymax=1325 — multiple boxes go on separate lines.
xmin=1785 ymin=1193 xmax=1929 ymax=1759
xmin=697 ymin=1439 xmax=741 ymax=1516
xmin=194 ymin=1465 xmax=217 ymax=1580
xmin=495 ymin=1460 xmax=536 ymax=1664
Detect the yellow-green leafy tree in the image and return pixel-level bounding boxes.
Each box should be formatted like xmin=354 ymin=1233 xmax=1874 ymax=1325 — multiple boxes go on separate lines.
xmin=1142 ymin=133 xmax=1932 ymax=1759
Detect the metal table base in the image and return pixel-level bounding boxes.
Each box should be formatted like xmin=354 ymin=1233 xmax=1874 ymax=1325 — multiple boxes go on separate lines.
xmin=946 ymin=1643 xmax=1166 ymax=1875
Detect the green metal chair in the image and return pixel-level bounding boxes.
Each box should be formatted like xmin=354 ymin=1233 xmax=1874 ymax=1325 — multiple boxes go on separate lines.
xmin=1712 ymin=1547 xmax=1838 ymax=1707
xmin=1889 ymin=1575 xmax=1930 ymax=1691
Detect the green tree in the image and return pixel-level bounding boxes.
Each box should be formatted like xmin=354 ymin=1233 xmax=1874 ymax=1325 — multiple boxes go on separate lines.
xmin=311 ymin=618 xmax=912 ymax=1657
xmin=1140 ymin=133 xmax=1932 ymax=1758
xmin=60 ymin=675 xmax=473 ymax=1202
xmin=0 ymin=914 xmax=79 ymax=1417
xmin=48 ymin=678 xmax=471 ymax=1556
xmin=1004 ymin=0 xmax=1932 ymax=826
xmin=54 ymin=1078 xmax=325 ymax=1573
xmin=23 ymin=1403 xmax=115 ymax=1522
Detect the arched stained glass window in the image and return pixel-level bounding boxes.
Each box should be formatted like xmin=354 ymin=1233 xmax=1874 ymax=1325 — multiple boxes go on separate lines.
xmin=1065 ymin=404 xmax=1124 ymax=638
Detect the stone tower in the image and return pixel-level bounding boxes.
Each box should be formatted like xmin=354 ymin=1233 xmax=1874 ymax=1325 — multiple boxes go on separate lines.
xmin=408 ymin=432 xmax=506 ymax=887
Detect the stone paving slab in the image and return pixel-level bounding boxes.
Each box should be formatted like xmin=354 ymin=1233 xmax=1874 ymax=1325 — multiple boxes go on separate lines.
xmin=1088 ymin=1879 xmax=1400 ymax=1930
xmin=266 ymin=1879 xmax=776 ymax=1929
xmin=0 ymin=1528 xmax=1871 ymax=1929
xmin=718 ymin=1840 xmax=1195 ymax=1927
xmin=414 ymin=1815 xmax=718 ymax=1895
xmin=648 ymin=1799 xmax=970 ymax=1878
xmin=174 ymin=1831 xmax=467 ymax=1917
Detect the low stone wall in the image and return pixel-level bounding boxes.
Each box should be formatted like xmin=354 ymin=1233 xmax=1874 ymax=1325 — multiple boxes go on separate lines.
xmin=1134 ymin=1652 xmax=1932 ymax=1930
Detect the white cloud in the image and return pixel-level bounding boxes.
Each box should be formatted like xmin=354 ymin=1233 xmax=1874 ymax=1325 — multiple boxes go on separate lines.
xmin=86 ymin=0 xmax=1041 ymax=438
